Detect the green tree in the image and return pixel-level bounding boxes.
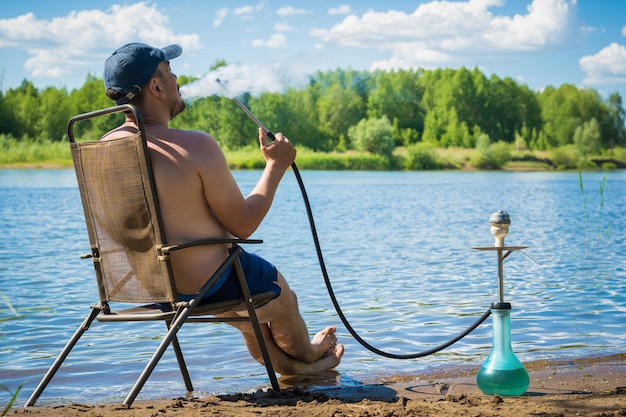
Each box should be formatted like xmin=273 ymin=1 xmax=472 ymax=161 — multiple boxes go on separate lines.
xmin=0 ymin=90 xmax=16 ymax=138
xmin=221 ymin=94 xmax=255 ymax=148
xmin=367 ymin=69 xmax=425 ymax=146
xmin=316 ymin=82 xmax=366 ymax=150
xmin=2 ymin=80 xmax=40 ymax=139
xmin=37 ymin=87 xmax=71 ymax=141
xmin=421 ymin=110 xmax=442 ymax=145
xmin=68 ymin=74 xmax=119 ymax=140
xmin=283 ymin=88 xmax=323 ymax=150
xmin=573 ymin=117 xmax=602 ymax=156
xmin=348 ymin=116 xmax=395 ymax=157
xmin=440 ymin=107 xmax=472 ymax=147
xmin=603 ymin=92 xmax=626 ymax=148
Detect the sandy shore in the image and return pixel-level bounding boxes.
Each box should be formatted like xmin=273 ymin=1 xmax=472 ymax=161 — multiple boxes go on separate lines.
xmin=9 ymin=353 xmax=625 ymax=417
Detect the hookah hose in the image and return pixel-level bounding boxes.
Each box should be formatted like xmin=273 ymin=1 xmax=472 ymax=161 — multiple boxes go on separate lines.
xmin=290 ymin=162 xmax=491 ymax=359
xmin=232 ymin=96 xmax=492 ymax=359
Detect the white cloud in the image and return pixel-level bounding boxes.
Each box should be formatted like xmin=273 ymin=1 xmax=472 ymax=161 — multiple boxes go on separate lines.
xmin=274 ymin=23 xmax=294 ymax=32
xmin=234 ymin=6 xmax=254 ymax=14
xmin=277 ymin=6 xmax=310 ymax=17
xmin=234 ymin=6 xmax=254 ymax=18
xmin=252 ymin=33 xmax=287 ymax=48
xmin=580 ymin=42 xmax=626 ymax=84
xmin=0 ymin=3 xmax=201 ymax=79
xmin=311 ymin=0 xmax=577 ymax=70
xmin=328 ymin=5 xmax=352 ymax=15
xmin=214 ymin=8 xmax=228 ymax=27
xmin=486 ymin=0 xmax=575 ymax=50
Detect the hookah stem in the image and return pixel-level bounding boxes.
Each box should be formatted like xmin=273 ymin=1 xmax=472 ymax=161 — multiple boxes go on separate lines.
xmin=231 ymin=97 xmax=492 ymax=359
xmin=498 ymin=249 xmax=504 ymax=303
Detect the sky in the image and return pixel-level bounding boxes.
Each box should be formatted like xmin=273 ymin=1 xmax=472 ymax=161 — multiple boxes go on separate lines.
xmin=1 ymin=0 xmax=626 ymax=101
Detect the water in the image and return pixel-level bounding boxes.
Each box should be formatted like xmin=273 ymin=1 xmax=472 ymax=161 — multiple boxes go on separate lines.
xmin=1 ymin=169 xmax=625 ymax=406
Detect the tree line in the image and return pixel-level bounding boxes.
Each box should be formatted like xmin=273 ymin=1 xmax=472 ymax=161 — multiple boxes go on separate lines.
xmin=1 ymin=66 xmax=625 ymax=160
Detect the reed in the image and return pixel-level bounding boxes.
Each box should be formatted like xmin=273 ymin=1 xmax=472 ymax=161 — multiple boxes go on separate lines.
xmin=578 ymin=171 xmax=590 ymax=255
xmin=578 ymin=168 xmax=611 ymax=257
xmin=1 ymin=383 xmax=24 ymax=416
xmin=1 ymin=291 xmax=22 ymax=416
xmin=594 ymin=169 xmax=609 ymax=256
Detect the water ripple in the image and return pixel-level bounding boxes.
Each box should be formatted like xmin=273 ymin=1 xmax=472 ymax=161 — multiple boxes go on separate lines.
xmin=1 ymin=169 xmax=624 ymax=405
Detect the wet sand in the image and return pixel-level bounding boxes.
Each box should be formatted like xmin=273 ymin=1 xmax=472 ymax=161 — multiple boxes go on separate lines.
xmin=9 ymin=353 xmax=626 ymax=416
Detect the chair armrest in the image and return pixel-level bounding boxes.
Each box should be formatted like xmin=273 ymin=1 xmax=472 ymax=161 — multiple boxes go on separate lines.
xmin=161 ymin=238 xmax=262 ymax=254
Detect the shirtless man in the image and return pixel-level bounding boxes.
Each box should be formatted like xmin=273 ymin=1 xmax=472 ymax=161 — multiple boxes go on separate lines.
xmin=102 ymin=42 xmax=343 ymax=375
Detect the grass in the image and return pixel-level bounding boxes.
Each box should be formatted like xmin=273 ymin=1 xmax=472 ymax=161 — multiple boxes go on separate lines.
xmin=1 ymin=135 xmax=625 ymax=171
xmin=0 ymin=135 xmax=72 ymax=168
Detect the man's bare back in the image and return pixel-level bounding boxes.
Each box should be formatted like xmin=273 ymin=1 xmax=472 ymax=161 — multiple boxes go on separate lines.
xmin=104 ymin=123 xmax=235 ymax=294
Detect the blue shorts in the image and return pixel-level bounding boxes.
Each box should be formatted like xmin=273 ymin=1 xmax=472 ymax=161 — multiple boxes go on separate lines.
xmin=178 ymin=250 xmax=281 ymax=303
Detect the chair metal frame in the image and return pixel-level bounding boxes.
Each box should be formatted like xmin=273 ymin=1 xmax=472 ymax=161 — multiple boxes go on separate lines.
xmin=25 ymin=104 xmax=280 ymax=408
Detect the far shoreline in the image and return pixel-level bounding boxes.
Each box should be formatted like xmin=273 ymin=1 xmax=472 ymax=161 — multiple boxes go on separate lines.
xmin=1 ymin=160 xmax=625 ymax=172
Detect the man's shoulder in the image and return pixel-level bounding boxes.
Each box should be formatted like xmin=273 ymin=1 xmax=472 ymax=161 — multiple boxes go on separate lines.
xmin=165 ymin=128 xmax=219 ymax=149
xmin=166 ymin=128 xmax=213 ymax=140
xmin=157 ymin=128 xmax=226 ymax=165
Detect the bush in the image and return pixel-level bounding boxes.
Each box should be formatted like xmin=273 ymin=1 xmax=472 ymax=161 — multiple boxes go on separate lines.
xmin=491 ymin=141 xmax=513 ymax=167
xmin=469 ymin=135 xmax=512 ymax=169
xmin=609 ymin=147 xmax=626 ymax=163
xmin=550 ymin=145 xmax=580 ymax=169
xmin=405 ymin=142 xmax=440 ymax=170
xmin=348 ymin=116 xmax=395 ymax=158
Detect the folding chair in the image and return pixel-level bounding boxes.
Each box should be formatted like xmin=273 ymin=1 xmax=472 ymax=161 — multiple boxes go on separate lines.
xmin=25 ymin=104 xmax=280 ymax=408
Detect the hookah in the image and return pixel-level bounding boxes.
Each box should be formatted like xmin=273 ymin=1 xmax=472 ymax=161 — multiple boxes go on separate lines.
xmin=473 ymin=211 xmax=530 ymax=396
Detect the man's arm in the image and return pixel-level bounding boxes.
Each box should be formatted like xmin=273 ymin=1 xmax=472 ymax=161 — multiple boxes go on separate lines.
xmin=193 ymin=128 xmax=296 ymax=239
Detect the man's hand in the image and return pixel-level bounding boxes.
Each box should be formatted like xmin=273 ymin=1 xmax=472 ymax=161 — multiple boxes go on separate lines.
xmin=259 ymin=127 xmax=296 ymax=171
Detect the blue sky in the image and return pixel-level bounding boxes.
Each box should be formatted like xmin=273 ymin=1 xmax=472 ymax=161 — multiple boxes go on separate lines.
xmin=1 ymin=0 xmax=626 ymax=101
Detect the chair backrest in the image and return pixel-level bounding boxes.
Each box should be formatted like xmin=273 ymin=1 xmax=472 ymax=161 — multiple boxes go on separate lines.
xmin=69 ymin=105 xmax=177 ymax=304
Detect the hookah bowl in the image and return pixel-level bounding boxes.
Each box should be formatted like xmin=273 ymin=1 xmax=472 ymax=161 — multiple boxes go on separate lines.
xmin=475 ymin=211 xmax=529 ymax=396
xmin=489 ymin=210 xmax=510 ymax=247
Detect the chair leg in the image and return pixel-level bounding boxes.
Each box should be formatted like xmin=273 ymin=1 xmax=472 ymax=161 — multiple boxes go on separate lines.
xmin=24 ymin=307 xmax=101 ymax=407
xmin=166 ymin=320 xmax=193 ymax=392
xmin=123 ymin=306 xmax=193 ymax=408
xmin=232 ymin=255 xmax=280 ymax=391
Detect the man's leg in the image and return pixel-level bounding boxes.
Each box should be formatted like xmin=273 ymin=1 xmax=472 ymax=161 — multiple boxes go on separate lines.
xmin=223 ymin=318 xmax=344 ymax=375
xmin=216 ymin=269 xmax=344 ymax=369
xmin=251 ymin=271 xmax=340 ymax=364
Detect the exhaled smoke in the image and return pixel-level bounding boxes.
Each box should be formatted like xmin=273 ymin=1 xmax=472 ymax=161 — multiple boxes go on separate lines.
xmin=180 ymin=62 xmax=309 ymax=99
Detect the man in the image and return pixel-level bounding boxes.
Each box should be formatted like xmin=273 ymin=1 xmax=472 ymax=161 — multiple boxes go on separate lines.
xmin=102 ymin=42 xmax=343 ymax=375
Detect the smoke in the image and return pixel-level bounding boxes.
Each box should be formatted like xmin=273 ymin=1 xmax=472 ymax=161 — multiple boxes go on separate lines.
xmin=180 ymin=62 xmax=309 ymax=99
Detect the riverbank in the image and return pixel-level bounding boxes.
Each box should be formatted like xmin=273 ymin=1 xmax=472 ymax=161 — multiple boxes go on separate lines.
xmin=9 ymin=353 xmax=625 ymax=417
xmin=2 ymin=142 xmax=625 ymax=171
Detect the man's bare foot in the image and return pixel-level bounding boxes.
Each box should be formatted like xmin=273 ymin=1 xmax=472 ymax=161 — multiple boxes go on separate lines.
xmin=311 ymin=327 xmax=337 ymax=361
xmin=323 ymin=343 xmax=344 ymax=369
xmin=291 ymin=344 xmax=345 ymax=375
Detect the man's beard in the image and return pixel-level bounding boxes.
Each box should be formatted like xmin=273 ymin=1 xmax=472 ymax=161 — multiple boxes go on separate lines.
xmin=170 ymin=97 xmax=186 ymax=120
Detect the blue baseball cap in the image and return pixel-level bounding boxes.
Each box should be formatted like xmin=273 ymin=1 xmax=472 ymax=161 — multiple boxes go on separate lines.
xmin=104 ymin=42 xmax=182 ymax=104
